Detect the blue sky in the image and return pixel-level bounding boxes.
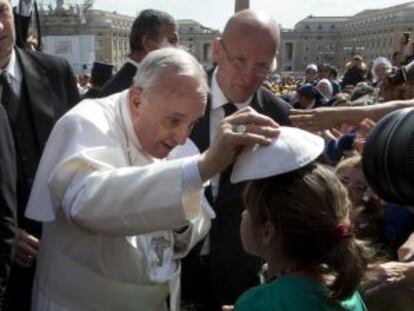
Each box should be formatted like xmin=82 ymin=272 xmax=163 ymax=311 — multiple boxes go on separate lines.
xmin=24 ymin=0 xmax=413 ymax=30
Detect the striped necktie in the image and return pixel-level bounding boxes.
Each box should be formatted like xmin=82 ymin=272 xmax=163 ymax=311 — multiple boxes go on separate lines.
xmin=0 ymin=71 xmax=20 ymax=122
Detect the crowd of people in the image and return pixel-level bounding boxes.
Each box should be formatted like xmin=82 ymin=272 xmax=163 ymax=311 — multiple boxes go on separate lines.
xmin=1 ymin=0 xmax=414 ymax=310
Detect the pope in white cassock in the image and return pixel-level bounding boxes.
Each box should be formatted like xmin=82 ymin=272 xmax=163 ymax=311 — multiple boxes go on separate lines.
xmin=24 ymin=48 xmax=280 ymax=311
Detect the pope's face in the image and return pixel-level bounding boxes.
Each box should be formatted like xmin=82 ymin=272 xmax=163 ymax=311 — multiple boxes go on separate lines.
xmin=129 ymin=73 xmax=206 ymax=159
xmin=0 ymin=0 xmax=15 ymax=68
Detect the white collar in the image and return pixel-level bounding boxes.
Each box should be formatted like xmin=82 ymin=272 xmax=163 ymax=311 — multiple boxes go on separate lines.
xmin=118 ymin=90 xmax=155 ymax=162
xmin=119 ymin=90 xmax=141 ymax=150
xmin=210 ymin=67 xmax=252 ymax=110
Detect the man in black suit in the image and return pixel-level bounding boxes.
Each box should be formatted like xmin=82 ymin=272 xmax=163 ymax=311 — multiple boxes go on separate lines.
xmin=181 ymin=10 xmax=291 ymax=311
xmin=0 ymin=105 xmax=17 ymax=309
xmin=81 ymin=61 xmax=113 ymax=99
xmin=0 ymin=0 xmax=80 ymax=309
xmin=99 ymin=9 xmax=178 ymax=97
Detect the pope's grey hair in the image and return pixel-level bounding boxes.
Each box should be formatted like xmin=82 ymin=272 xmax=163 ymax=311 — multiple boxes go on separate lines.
xmin=133 ymin=47 xmax=208 ymax=97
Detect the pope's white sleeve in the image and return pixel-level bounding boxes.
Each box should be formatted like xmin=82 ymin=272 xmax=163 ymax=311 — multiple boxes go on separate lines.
xmin=56 ymin=158 xmax=203 ymax=236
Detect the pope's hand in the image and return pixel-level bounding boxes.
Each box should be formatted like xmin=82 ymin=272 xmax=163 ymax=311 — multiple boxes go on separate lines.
xmin=198 ymin=107 xmax=279 ymax=182
xmin=14 ymin=229 xmax=40 ymax=268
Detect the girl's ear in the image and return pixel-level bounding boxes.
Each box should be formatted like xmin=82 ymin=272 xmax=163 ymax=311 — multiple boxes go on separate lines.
xmin=260 ymin=221 xmax=277 ymax=247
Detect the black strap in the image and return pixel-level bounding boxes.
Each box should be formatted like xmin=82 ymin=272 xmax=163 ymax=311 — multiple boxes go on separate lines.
xmin=34 ymin=0 xmax=42 ymax=50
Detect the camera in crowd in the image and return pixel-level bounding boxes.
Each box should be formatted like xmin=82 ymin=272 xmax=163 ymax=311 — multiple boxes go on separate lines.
xmin=362 ymin=107 xmax=414 ymax=206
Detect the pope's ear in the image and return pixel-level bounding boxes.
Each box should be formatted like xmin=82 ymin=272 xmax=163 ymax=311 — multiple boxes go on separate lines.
xmin=128 ymin=87 xmax=143 ymax=113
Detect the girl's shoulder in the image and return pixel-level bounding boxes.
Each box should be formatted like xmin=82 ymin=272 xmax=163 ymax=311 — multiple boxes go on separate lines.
xmin=234 ymin=276 xmax=320 ymax=311
xmin=234 ymin=275 xmax=367 ymax=311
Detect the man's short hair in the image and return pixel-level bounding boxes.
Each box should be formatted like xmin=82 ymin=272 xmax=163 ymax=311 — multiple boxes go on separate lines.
xmin=133 ymin=47 xmax=208 ymax=97
xmin=329 ymin=66 xmax=338 ymax=79
xmin=129 ymin=9 xmax=176 ymax=52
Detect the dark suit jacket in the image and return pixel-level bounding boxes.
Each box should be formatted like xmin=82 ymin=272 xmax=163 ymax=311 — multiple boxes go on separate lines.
xmin=14 ymin=47 xmax=80 ymax=152
xmin=0 ymin=106 xmax=17 ymax=308
xmin=81 ymin=87 xmax=101 ymax=100
xmin=2 ymin=48 xmax=79 ymax=311
xmin=99 ymin=62 xmax=137 ymax=97
xmin=185 ymin=70 xmax=291 ymax=308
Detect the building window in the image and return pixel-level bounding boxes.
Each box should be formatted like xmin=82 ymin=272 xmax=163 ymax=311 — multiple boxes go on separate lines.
xmin=285 ymin=42 xmax=293 ymax=61
xmin=96 ymin=39 xmax=104 ymax=51
xmin=203 ymin=43 xmax=210 ymax=62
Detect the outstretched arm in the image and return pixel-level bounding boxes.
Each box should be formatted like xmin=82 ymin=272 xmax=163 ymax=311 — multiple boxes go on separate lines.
xmin=290 ymin=98 xmax=414 ymax=132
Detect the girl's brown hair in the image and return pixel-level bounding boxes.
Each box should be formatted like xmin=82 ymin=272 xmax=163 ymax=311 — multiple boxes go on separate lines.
xmin=244 ymin=163 xmax=370 ymax=301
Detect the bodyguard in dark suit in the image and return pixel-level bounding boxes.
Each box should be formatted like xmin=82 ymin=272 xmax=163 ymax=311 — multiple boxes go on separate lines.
xmin=99 ymin=9 xmax=178 ymax=97
xmin=0 ymin=105 xmax=17 ymax=309
xmin=181 ymin=10 xmax=290 ymax=311
xmin=0 ymin=1 xmax=80 ymax=309
xmin=81 ymin=61 xmax=113 ymax=100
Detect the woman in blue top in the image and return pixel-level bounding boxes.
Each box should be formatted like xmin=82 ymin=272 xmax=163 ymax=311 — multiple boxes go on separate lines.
xmin=231 ymin=163 xmax=370 ymax=311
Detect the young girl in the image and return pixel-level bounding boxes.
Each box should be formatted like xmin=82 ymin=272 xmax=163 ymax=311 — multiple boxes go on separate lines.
xmin=234 ymin=163 xmax=369 ymax=311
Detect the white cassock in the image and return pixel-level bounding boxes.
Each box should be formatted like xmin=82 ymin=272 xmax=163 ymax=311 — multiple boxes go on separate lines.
xmin=25 ymin=90 xmax=213 ymax=311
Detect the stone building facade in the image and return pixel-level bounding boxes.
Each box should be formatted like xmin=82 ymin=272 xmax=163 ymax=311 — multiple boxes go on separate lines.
xmin=40 ymin=6 xmax=133 ymax=73
xmin=38 ymin=5 xmax=219 ymax=74
xmin=178 ymin=19 xmax=220 ymax=68
xmin=280 ymin=2 xmax=414 ymax=72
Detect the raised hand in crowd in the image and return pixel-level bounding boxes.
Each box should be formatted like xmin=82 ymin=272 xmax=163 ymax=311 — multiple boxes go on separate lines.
xmin=353 ymin=118 xmax=376 ymax=153
xmin=363 ymin=261 xmax=414 ymax=295
xmin=290 ymin=107 xmax=355 ymax=132
xmin=398 ymin=233 xmax=414 ymax=262
xmin=290 ymin=98 xmax=414 ymax=132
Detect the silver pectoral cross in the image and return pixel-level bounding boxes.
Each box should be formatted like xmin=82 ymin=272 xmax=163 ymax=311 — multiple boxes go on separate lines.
xmin=151 ymin=236 xmax=171 ymax=267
